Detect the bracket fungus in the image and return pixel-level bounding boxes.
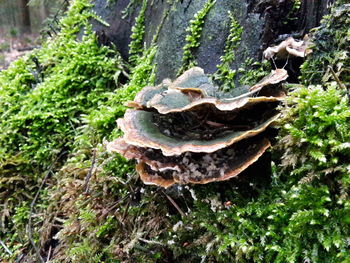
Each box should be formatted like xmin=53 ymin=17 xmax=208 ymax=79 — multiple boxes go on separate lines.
xmin=108 ymin=67 xmax=288 ymax=188
xmin=263 ymin=36 xmax=312 ymax=60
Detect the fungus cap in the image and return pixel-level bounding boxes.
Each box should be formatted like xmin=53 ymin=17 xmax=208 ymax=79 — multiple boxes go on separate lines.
xmin=135 ymin=137 xmax=271 ymax=188
xmin=263 ymin=37 xmax=312 ymax=60
xmin=116 ymin=109 xmax=280 ymax=156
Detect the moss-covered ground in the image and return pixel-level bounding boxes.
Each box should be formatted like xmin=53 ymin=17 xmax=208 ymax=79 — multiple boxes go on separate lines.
xmin=0 ymin=0 xmax=349 ymax=262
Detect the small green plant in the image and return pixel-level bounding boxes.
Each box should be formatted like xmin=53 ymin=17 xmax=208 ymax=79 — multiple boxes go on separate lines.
xmin=238 ymin=58 xmax=271 ymax=86
xmin=0 ymin=42 xmax=10 ymax=52
xmin=178 ymin=0 xmax=216 ymax=75
xmin=212 ymin=11 xmax=242 ymax=91
xmin=122 ymin=0 xmax=142 ymax=19
xmin=9 ymin=28 xmax=18 ymax=38
xmin=128 ymin=0 xmax=148 ymax=65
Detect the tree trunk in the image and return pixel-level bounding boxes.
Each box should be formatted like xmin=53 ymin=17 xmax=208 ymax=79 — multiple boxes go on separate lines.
xmin=18 ymin=0 xmax=31 ymax=34
xmin=298 ymin=0 xmax=333 ymax=34
xmin=91 ymin=0 xmax=331 ymax=82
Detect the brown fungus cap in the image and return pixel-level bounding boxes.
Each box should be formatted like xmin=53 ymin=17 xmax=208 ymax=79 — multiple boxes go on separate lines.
xmin=250 ymin=68 xmax=288 ymax=91
xmin=135 ymin=137 xmax=271 ymax=188
xmin=263 ymin=36 xmax=312 ymax=60
xmin=107 ymin=138 xmax=182 ymax=172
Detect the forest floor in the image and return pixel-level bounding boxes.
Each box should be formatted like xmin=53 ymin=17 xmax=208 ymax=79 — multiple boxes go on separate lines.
xmin=0 ymin=33 xmax=39 ymax=70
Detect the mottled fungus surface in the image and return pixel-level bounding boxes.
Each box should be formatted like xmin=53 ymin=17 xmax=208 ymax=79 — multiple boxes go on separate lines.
xmin=117 ymin=109 xmax=279 ymax=156
xmin=129 ymin=67 xmax=287 ymax=111
xmin=136 ymin=137 xmax=271 ymax=188
xmin=108 ymin=67 xmax=288 ymax=188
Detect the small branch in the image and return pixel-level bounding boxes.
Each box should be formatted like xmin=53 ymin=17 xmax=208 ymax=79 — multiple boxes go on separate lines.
xmin=138 ymin=237 xmax=164 ymax=246
xmin=83 ymin=149 xmax=97 ymax=193
xmin=162 ymin=190 xmax=186 ymax=218
xmin=328 ymin=66 xmax=347 ymax=90
xmin=48 ymin=24 xmax=57 ymax=35
xmin=0 ymin=239 xmax=12 ymax=256
xmin=122 ymin=199 xmax=131 ymax=222
xmin=106 ymin=194 xmax=130 ymax=214
xmin=18 ymin=46 xmax=40 ymax=52
xmin=46 ymin=245 xmax=52 ymax=263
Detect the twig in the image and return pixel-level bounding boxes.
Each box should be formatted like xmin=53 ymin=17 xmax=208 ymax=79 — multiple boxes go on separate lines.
xmin=162 ymin=190 xmax=186 ymax=217
xmin=271 ymin=56 xmax=277 ymax=70
xmin=46 ymin=245 xmax=52 ymax=263
xmin=18 ymin=46 xmax=40 ymax=52
xmin=0 ymin=239 xmax=12 ymax=255
xmin=282 ymin=54 xmax=290 ymax=69
xmin=27 ymin=151 xmax=66 ymax=263
xmin=328 ymin=66 xmax=347 ymax=90
xmin=122 ymin=199 xmax=131 ymax=222
xmin=138 ymin=237 xmax=164 ymax=246
xmin=83 ymin=149 xmax=97 ymax=193
xmin=48 ymin=25 xmax=57 ymax=35
xmin=107 ymin=194 xmax=130 ymax=214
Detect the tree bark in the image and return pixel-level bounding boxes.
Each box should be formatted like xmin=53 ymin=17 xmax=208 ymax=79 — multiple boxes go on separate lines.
xmin=298 ymin=0 xmax=333 ymax=34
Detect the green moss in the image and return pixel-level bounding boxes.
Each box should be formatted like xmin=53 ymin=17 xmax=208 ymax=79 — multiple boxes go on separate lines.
xmin=122 ymin=0 xmax=142 ymax=19
xmin=238 ymin=58 xmax=271 ymax=86
xmin=177 ymin=0 xmax=216 ymax=75
xmin=84 ymin=45 xmax=157 ymax=139
xmin=300 ymin=3 xmax=350 ymax=87
xmin=283 ymin=0 xmax=301 ymax=24
xmin=212 ymin=11 xmax=242 ymax=91
xmin=0 ymin=1 xmax=120 ymax=166
xmin=0 ymin=0 xmax=123 ymax=260
xmin=128 ymin=0 xmax=148 ymax=65
xmin=48 ymin=36 xmax=159 ymax=263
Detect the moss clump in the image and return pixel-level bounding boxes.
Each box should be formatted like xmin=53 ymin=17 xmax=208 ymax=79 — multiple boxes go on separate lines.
xmin=178 ymin=0 xmax=216 ymax=75
xmin=0 ymin=0 xmax=124 ymax=260
xmin=36 ymin=3 xmax=159 ymax=262
xmin=0 ymin=0 xmax=121 ymax=167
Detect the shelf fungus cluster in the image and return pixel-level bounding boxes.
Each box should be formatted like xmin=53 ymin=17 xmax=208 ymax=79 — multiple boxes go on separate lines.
xmin=107 ymin=67 xmax=288 ymax=188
